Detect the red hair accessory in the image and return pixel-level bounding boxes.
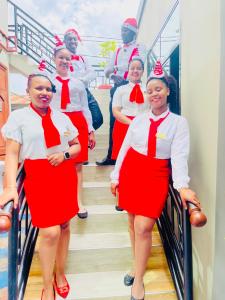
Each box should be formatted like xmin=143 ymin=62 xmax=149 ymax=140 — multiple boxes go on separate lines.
xmin=150 ymin=60 xmax=164 ymax=78
xmin=65 ymin=28 xmax=81 ymax=42
xmin=54 ymin=35 xmax=64 ymax=47
xmin=69 ymin=63 xmax=74 ymax=72
xmin=38 ymin=60 xmax=46 ymax=71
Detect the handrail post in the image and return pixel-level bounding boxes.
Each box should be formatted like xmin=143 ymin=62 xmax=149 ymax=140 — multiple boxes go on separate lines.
xmin=183 ymin=208 xmax=193 ymax=300
xmin=8 ymin=207 xmax=19 ymax=300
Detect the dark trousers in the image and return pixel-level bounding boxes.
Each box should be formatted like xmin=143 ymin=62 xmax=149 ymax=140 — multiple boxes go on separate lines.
xmin=107 ymin=80 xmax=128 ymax=159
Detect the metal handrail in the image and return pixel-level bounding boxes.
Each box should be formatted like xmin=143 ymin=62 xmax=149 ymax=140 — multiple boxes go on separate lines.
xmin=0 ymin=165 xmax=38 ymax=300
xmin=157 ymin=183 xmax=193 ymax=300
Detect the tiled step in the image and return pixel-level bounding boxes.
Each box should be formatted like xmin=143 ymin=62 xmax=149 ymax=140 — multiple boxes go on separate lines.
xmin=71 ymin=212 xmax=128 ymax=234
xmin=88 ymin=147 xmax=109 ymax=163
xmin=70 ymin=212 xmax=158 ymax=235
xmin=83 ymin=186 xmax=115 ymax=205
xmin=25 ymin=268 xmax=176 ymax=300
xmin=83 ymin=165 xmax=114 ymax=182
xmin=29 ymin=236 xmax=165 ymax=276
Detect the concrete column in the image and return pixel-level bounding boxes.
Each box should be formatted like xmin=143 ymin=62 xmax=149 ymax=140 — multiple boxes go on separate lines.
xmin=180 ymin=0 xmax=223 ymax=299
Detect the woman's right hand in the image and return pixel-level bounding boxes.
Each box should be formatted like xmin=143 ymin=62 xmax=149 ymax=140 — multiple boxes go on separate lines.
xmin=0 ymin=188 xmax=19 ymax=209
xmin=111 ymin=183 xmax=118 ymax=196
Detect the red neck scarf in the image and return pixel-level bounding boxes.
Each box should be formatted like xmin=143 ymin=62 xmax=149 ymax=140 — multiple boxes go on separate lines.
xmin=71 ymin=55 xmax=80 ymax=61
xmin=129 ymin=83 xmax=144 ymax=104
xmin=56 ymin=76 xmax=71 ymax=109
xmin=30 ymin=103 xmax=61 ymax=148
xmin=148 ymin=112 xmax=170 ymax=157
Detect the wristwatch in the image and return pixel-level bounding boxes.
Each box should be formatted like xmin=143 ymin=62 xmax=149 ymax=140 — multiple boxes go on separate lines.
xmin=63 ymin=151 xmax=71 ymax=160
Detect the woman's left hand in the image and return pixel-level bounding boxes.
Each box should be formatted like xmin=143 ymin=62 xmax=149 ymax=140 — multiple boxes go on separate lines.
xmin=179 ymin=188 xmax=201 ymax=210
xmin=47 ymin=152 xmax=64 ymax=166
xmin=88 ymin=131 xmax=96 ymax=150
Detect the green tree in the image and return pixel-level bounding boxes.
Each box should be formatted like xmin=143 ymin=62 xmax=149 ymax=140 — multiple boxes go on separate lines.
xmin=99 ymin=41 xmax=117 ymax=67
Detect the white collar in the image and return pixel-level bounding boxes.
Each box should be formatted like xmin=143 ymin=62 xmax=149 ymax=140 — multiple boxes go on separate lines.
xmin=149 ymin=108 xmax=170 ymax=120
xmin=128 ymin=81 xmax=141 ymax=87
xmin=122 ymin=40 xmax=136 ymax=48
xmin=55 ymin=73 xmax=70 ymax=80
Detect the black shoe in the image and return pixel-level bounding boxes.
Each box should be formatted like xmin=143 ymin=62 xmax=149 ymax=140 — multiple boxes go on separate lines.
xmin=131 ymin=284 xmax=145 ymax=300
xmin=96 ymin=157 xmax=116 ymax=166
xmin=115 ymin=205 xmax=124 ymax=212
xmin=77 ymin=210 xmax=88 ymax=219
xmin=83 ymin=161 xmax=89 ymax=165
xmin=124 ymin=274 xmax=135 ymax=286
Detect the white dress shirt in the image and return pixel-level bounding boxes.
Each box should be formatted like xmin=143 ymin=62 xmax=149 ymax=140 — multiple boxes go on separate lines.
xmin=105 ymin=41 xmax=146 ymax=79
xmin=112 ymin=81 xmax=149 ymax=116
xmin=50 ymin=74 xmax=94 ymax=132
xmin=1 ymin=106 xmax=78 ymax=162
xmin=110 ymin=109 xmax=190 ymax=190
xmin=71 ymin=55 xmax=96 ymax=87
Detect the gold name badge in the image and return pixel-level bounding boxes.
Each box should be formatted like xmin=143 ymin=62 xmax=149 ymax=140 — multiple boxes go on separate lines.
xmin=156 ymin=132 xmax=166 ymax=139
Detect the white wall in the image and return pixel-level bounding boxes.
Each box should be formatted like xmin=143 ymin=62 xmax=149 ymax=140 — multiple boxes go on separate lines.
xmin=180 ymin=0 xmax=223 ymax=299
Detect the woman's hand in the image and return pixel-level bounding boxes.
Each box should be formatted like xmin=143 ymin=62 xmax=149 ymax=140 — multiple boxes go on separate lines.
xmin=88 ymin=131 xmax=96 ymax=150
xmin=111 ymin=183 xmax=119 ymax=197
xmin=179 ymin=188 xmax=201 ymax=210
xmin=47 ymin=152 xmax=64 ymax=166
xmin=0 ymin=188 xmax=19 ymax=209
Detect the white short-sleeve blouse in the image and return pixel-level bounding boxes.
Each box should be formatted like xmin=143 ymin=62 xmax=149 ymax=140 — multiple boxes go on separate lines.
xmin=1 ymin=106 xmax=78 ymax=162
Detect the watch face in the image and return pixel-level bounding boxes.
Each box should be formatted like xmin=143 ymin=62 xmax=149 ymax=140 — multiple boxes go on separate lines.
xmin=64 ymin=152 xmax=70 ymax=159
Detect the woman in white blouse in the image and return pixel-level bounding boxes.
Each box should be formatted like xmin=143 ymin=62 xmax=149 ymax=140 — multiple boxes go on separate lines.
xmin=111 ymin=58 xmax=149 ymax=160
xmin=0 ymin=74 xmax=81 ymax=299
xmin=110 ymin=62 xmax=200 ymax=300
xmin=51 ymin=44 xmax=96 ymax=219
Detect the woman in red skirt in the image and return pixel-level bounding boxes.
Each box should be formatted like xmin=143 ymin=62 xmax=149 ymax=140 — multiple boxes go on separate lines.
xmin=111 ymin=61 xmax=201 ymax=300
xmin=50 ymin=39 xmax=96 ymax=219
xmin=111 ymin=58 xmax=149 ymax=160
xmin=0 ymin=74 xmax=81 ymax=299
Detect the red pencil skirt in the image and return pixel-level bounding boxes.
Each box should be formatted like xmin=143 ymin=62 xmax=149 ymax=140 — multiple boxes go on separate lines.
xmin=118 ymin=148 xmax=170 ymax=219
xmin=24 ymin=159 xmax=78 ymax=228
xmin=111 ymin=116 xmax=135 ymax=160
xmin=64 ymin=111 xmax=89 ymax=163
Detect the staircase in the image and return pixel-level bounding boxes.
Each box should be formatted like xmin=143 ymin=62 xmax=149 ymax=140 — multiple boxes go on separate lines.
xmin=24 ymin=89 xmax=177 ymax=300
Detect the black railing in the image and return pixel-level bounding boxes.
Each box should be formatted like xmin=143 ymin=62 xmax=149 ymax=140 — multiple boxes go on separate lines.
xmin=0 ymin=165 xmax=38 ymax=300
xmin=157 ymin=183 xmax=193 ymax=300
xmin=7 ymin=0 xmax=113 ymax=88
xmin=8 ymin=0 xmax=56 ymax=72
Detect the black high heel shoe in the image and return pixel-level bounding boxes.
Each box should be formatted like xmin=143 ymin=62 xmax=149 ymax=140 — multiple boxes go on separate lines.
xmin=130 ymin=283 xmax=145 ymax=300
xmin=124 ymin=273 xmax=135 ymax=286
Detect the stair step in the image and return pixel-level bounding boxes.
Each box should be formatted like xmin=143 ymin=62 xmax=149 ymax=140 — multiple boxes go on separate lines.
xmin=70 ymin=213 xmax=158 ymax=234
xmin=83 ymin=165 xmax=113 ymax=182
xmin=25 ymin=268 xmax=176 ymax=300
xmin=30 ymin=239 xmax=165 ymax=277
xmin=89 ymin=148 xmax=109 ymax=163
xmin=83 ymin=186 xmax=114 ymax=205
